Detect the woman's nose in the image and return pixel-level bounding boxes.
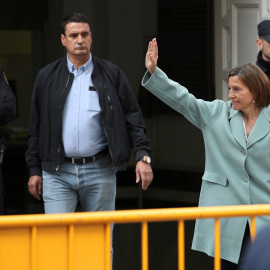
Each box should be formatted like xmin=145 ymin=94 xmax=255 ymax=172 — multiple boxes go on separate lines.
xmin=228 ymin=90 xmax=234 ymax=99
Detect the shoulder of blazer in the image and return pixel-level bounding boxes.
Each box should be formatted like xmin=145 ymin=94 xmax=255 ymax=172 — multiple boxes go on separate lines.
xmin=261 ymin=106 xmax=270 ymax=122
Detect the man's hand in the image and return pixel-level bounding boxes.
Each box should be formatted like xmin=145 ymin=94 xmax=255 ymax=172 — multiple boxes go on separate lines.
xmin=28 ymin=175 xmax=43 ymax=200
xmin=135 ymin=161 xmax=153 ymax=190
xmin=145 ymin=38 xmax=158 ymax=75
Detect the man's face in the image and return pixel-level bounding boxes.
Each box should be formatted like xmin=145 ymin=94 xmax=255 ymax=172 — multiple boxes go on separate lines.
xmin=257 ymin=37 xmax=270 ymax=61
xmin=61 ymin=22 xmax=92 ymax=61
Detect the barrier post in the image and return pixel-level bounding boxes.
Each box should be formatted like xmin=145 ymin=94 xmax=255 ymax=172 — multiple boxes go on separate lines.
xmin=105 ymin=223 xmax=111 ymax=270
xmin=141 ymin=221 xmax=149 ymax=270
xmin=250 ymin=216 xmax=256 ymax=242
xmin=178 ymin=220 xmax=185 ymax=270
xmin=214 ymin=218 xmax=221 ymax=270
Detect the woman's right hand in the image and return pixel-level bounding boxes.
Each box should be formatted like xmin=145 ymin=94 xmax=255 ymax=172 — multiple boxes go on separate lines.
xmin=145 ymin=38 xmax=158 ymax=75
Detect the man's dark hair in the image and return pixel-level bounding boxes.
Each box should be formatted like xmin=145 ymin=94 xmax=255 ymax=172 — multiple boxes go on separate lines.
xmin=61 ymin=13 xmax=91 ymax=35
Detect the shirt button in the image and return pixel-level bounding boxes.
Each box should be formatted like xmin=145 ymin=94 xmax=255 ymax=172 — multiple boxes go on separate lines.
xmin=242 ymin=178 xmax=248 ymax=183
xmin=242 ymin=150 xmax=246 ymax=156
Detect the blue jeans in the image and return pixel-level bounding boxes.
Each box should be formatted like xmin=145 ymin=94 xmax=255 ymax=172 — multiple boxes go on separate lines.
xmin=42 ymin=155 xmax=116 ymax=269
xmin=42 ymin=155 xmax=116 ymax=214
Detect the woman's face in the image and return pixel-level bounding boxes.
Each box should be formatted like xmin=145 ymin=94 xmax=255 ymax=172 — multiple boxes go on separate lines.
xmin=228 ymin=75 xmax=256 ymax=112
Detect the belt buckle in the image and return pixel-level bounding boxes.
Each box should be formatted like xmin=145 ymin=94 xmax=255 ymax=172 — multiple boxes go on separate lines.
xmin=71 ymin=157 xmax=85 ymax=164
xmin=71 ymin=157 xmax=77 ymax=164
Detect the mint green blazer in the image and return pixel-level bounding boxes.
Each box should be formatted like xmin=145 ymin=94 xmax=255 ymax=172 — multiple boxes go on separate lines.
xmin=142 ymin=68 xmax=270 ymax=263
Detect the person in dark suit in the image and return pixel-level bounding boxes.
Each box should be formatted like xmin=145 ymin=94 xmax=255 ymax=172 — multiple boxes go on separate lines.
xmin=0 ymin=67 xmax=16 ymax=214
xmin=241 ymin=224 xmax=270 ymax=270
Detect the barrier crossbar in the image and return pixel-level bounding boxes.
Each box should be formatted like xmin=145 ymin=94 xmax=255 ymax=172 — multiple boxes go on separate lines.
xmin=0 ymin=204 xmax=269 ymax=270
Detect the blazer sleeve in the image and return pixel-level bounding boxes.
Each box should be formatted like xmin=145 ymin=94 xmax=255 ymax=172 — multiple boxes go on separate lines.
xmin=142 ymin=67 xmax=223 ymax=130
xmin=0 ymin=67 xmax=16 ymax=126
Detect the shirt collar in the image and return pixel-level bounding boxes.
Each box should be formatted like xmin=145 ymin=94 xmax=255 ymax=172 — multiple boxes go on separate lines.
xmin=66 ymin=53 xmax=93 ymax=73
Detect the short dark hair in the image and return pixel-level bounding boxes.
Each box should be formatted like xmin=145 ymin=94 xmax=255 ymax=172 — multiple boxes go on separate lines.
xmin=228 ymin=63 xmax=270 ymax=107
xmin=61 ymin=13 xmax=91 ymax=35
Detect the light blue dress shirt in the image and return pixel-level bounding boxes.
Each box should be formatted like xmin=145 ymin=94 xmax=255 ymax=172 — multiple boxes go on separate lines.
xmin=62 ymin=54 xmax=107 ymax=157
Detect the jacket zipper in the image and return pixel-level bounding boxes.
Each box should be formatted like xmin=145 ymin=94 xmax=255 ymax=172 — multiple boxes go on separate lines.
xmin=96 ymin=83 xmax=115 ymax=171
xmin=56 ymin=72 xmax=71 ymax=171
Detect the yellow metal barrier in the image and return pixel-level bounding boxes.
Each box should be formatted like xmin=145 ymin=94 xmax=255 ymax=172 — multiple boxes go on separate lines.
xmin=0 ymin=204 xmax=269 ymax=270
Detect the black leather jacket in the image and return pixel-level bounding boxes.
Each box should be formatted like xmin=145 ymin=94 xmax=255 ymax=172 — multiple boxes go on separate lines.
xmin=25 ymin=56 xmax=150 ymax=176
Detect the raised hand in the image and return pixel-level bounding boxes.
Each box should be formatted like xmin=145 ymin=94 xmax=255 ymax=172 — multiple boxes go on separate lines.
xmin=145 ymin=38 xmax=158 ymax=74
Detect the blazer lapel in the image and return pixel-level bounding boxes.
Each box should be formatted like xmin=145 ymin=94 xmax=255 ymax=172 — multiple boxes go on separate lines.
xmin=247 ymin=109 xmax=270 ymax=148
xmin=229 ymin=109 xmax=247 ymax=150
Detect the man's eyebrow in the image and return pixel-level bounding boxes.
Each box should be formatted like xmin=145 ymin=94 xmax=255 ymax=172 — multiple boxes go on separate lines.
xmin=69 ymin=31 xmax=89 ymax=35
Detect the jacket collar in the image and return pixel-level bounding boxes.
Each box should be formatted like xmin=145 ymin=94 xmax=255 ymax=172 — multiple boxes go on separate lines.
xmin=257 ymin=50 xmax=270 ymax=72
xmin=228 ymin=103 xmax=270 ymax=149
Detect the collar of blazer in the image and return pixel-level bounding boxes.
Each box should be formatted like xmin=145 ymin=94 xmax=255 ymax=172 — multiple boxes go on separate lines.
xmin=261 ymin=106 xmax=270 ymax=122
xmin=228 ymin=101 xmax=270 ymax=122
xmin=228 ymin=104 xmax=270 ymax=149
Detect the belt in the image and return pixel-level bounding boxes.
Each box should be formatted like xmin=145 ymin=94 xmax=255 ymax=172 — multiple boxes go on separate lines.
xmin=65 ymin=148 xmax=108 ymax=165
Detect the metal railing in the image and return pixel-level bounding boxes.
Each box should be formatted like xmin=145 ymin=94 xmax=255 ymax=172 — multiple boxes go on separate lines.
xmin=0 ymin=204 xmax=269 ymax=270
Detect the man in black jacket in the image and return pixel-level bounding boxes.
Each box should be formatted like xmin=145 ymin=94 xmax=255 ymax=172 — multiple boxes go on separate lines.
xmin=256 ymin=20 xmax=270 ymax=78
xmin=0 ymin=67 xmax=16 ymax=214
xmin=26 ymin=13 xmax=153 ymax=215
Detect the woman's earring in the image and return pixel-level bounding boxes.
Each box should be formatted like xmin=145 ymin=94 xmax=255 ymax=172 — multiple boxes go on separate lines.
xmin=253 ymin=99 xmax=255 ymax=103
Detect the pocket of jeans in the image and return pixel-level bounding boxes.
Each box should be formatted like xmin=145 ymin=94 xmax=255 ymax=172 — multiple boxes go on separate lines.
xmin=96 ymin=152 xmax=112 ymax=168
